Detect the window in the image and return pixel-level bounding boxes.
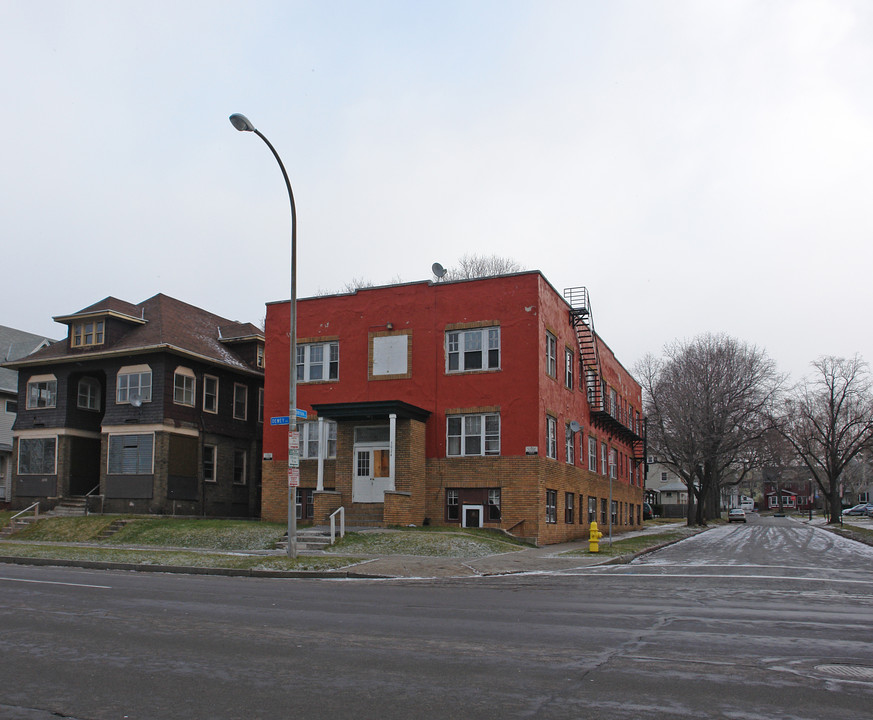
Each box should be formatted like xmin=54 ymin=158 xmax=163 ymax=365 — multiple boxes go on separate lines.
xmin=257 ymin=345 xmax=265 ymax=368
xmin=72 ymin=320 xmax=104 ymax=347
xmin=18 ymin=437 xmax=57 ymax=474
xmin=588 ymin=496 xmax=597 ymax=523
xmin=610 ymin=388 xmax=618 ymax=418
xmin=5 ymin=399 xmax=17 ymax=413
xmin=565 ymin=424 xmax=574 ymax=464
xmin=446 ymin=488 xmax=459 ymax=521
xmin=372 ymin=334 xmax=409 ymax=376
xmin=300 ymin=421 xmax=338 ymax=459
xmin=601 ymin=441 xmax=608 ymax=476
xmin=203 ymin=375 xmax=219 ymax=413
xmin=108 ymin=434 xmax=153 ymax=474
xmin=26 ymin=375 xmax=57 ymax=409
xmin=609 ymin=447 xmax=617 ymax=479
xmin=565 ymin=348 xmax=574 ymax=389
xmin=588 ymin=437 xmax=597 ymax=471
xmin=233 ymin=449 xmax=247 ymax=485
xmin=117 ymin=366 xmax=152 ymax=404
xmin=233 ymin=383 xmax=248 ymax=420
xmin=601 ymin=498 xmax=608 ymax=525
xmin=488 ymin=488 xmax=501 ymax=521
xmin=173 ymin=367 xmax=195 ymax=406
xmin=565 ymin=492 xmax=575 ymax=523
xmin=258 ymin=388 xmax=264 ymax=423
xmin=296 ymin=341 xmax=339 ymax=382
xmin=77 ymin=378 xmax=101 ymax=411
xmin=546 ymin=489 xmax=557 ymax=523
xmin=446 ymin=327 xmax=500 ymax=372
xmin=296 ymin=488 xmax=314 ymax=520
xmin=546 ymin=416 xmax=557 ymax=459
xmin=611 ymin=500 xmax=618 ymax=526
xmin=546 ymin=332 xmax=557 ymax=377
xmin=203 ymin=445 xmax=217 ymax=482
xmin=447 ymin=413 xmax=500 ymax=456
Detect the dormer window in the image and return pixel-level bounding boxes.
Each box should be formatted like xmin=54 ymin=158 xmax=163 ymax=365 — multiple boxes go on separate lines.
xmin=257 ymin=345 xmax=265 ymax=368
xmin=72 ymin=320 xmax=104 ymax=347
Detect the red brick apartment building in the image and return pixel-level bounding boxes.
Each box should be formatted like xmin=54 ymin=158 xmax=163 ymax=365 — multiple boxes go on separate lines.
xmin=261 ymin=272 xmax=645 ymax=545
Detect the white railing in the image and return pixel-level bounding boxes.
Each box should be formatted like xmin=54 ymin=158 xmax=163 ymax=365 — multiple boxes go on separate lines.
xmin=329 ymin=506 xmax=345 ymax=545
xmin=10 ymin=501 xmax=40 ymax=523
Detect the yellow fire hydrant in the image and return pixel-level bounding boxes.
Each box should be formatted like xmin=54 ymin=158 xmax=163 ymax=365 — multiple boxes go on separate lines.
xmin=589 ymin=521 xmax=604 ymax=553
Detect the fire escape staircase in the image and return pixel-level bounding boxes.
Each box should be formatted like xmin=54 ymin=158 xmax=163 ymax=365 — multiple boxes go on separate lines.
xmin=564 ymin=287 xmax=646 ymax=464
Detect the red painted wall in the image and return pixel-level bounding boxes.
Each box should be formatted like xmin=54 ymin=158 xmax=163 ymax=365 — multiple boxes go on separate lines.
xmin=264 ymin=271 xmax=641 ymax=486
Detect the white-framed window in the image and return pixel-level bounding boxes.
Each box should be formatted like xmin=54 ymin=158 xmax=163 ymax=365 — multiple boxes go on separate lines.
xmin=233 ymin=383 xmax=248 ymax=420
xmin=588 ymin=436 xmax=597 ymax=472
xmin=601 ymin=441 xmax=608 ymax=476
xmin=588 ymin=496 xmax=597 ymax=523
xmin=117 ymin=365 xmax=152 ymax=404
xmin=257 ymin=345 xmax=265 ymax=368
xmin=296 ymin=341 xmax=339 ymax=382
xmin=77 ymin=377 xmax=101 ymax=411
xmin=546 ymin=415 xmax=557 ymax=459
xmin=609 ymin=447 xmax=617 ymax=479
xmin=18 ymin=437 xmax=57 ymax=474
xmin=108 ymin=433 xmax=154 ymax=474
xmin=546 ymin=489 xmax=557 ymax=523
xmin=487 ymin=488 xmax=501 ymax=521
xmin=173 ymin=367 xmax=195 ymax=407
xmin=203 ymin=375 xmax=219 ymax=413
xmin=203 ymin=445 xmax=217 ymax=482
xmin=233 ymin=449 xmax=247 ymax=485
xmin=446 ymin=488 xmax=460 ymax=521
xmin=26 ymin=375 xmax=57 ymax=409
xmin=72 ymin=320 xmax=104 ymax=347
xmin=300 ymin=420 xmax=338 ymax=459
xmin=445 ymin=327 xmax=500 ymax=372
xmin=565 ymin=492 xmax=575 ymax=523
xmin=565 ymin=348 xmax=574 ymax=389
xmin=565 ymin=424 xmax=574 ymax=465
xmin=446 ymin=413 xmax=500 ymax=456
xmin=546 ymin=332 xmax=557 ymax=377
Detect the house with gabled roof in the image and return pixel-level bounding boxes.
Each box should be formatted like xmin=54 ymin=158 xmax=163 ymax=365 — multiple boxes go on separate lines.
xmin=1 ymin=325 xmax=56 ymax=504
xmin=2 ymin=294 xmax=264 ymax=517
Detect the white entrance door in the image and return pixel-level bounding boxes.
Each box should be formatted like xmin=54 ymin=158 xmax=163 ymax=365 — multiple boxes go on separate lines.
xmin=462 ymin=504 xmax=484 ymax=528
xmin=353 ymin=446 xmax=391 ymax=503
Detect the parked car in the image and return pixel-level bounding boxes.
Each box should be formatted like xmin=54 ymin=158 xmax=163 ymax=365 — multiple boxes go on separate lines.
xmin=728 ymin=508 xmax=747 ymax=523
xmin=841 ymin=503 xmax=873 ymax=516
xmin=643 ymin=502 xmax=654 ymax=520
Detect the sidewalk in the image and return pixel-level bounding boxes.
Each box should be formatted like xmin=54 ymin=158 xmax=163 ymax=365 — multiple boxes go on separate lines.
xmin=0 ymin=522 xmax=690 ymax=580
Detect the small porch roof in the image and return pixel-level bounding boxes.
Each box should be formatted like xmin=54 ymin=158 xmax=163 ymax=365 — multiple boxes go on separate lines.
xmin=311 ymin=400 xmax=431 ymax=423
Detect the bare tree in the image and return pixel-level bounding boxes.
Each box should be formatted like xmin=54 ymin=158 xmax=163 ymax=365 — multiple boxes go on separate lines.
xmin=442 ymin=254 xmax=524 ymax=281
xmin=638 ymin=334 xmax=782 ymax=526
xmin=772 ymin=355 xmax=873 ymax=523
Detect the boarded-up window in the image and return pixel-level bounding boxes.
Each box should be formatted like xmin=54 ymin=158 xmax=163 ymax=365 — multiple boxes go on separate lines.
xmin=372 ymin=335 xmax=408 ymax=376
xmin=168 ymin=435 xmax=198 ymax=477
xmin=108 ymin=434 xmax=154 ymax=474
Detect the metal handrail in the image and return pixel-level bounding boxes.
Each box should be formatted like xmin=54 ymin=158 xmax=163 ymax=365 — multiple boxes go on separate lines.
xmin=329 ymin=506 xmax=345 ymax=545
xmin=83 ymin=484 xmax=104 ymax=516
xmin=9 ymin=501 xmax=39 ymax=524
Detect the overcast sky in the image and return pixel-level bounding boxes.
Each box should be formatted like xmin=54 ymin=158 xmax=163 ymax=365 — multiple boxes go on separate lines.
xmin=2 ymin=0 xmax=871 ymax=381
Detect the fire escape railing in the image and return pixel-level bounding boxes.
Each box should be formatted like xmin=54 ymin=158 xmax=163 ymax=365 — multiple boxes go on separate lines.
xmin=564 ymin=286 xmax=646 ymax=464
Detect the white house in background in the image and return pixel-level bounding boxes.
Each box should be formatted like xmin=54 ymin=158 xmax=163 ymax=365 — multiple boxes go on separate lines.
xmin=0 ymin=326 xmax=55 ymax=502
xmin=645 ymin=458 xmax=689 ymax=518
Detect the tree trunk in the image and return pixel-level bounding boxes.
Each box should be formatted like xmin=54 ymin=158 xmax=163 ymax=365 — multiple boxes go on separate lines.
xmin=829 ymin=489 xmax=842 ymax=525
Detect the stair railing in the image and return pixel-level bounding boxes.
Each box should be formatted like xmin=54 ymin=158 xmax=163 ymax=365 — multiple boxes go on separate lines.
xmin=329 ymin=506 xmax=345 ymax=545
xmin=8 ymin=502 xmax=40 ymax=528
xmin=83 ymin=484 xmax=103 ymax=516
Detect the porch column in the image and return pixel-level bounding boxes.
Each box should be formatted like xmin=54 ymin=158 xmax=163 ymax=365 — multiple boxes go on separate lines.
xmin=389 ymin=413 xmax=396 ymax=491
xmin=316 ymin=416 xmax=325 ymax=491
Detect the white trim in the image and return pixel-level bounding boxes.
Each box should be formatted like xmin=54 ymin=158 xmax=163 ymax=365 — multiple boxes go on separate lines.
xmin=27 ymin=373 xmax=57 ymax=383
xmin=101 ymin=423 xmax=200 ymax=437
xmin=14 ymin=427 xmax=100 ymax=439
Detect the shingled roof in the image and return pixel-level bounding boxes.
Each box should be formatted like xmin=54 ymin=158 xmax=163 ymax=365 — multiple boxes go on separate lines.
xmin=4 ymin=294 xmax=264 ymax=374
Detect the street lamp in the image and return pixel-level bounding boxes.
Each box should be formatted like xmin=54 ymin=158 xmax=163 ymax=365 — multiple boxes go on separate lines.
xmin=229 ymin=113 xmax=299 ymax=558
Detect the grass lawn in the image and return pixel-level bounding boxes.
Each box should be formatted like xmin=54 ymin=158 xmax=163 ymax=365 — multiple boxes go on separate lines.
xmin=561 ymin=528 xmax=696 ymax=558
xmin=328 ymin=527 xmax=529 ymax=558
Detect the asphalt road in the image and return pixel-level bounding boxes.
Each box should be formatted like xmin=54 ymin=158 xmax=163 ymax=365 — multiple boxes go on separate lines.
xmin=1 ymin=514 xmax=872 ymax=720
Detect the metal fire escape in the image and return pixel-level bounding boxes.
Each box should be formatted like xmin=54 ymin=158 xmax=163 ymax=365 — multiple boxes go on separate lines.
xmin=564 ymin=287 xmax=646 ymax=464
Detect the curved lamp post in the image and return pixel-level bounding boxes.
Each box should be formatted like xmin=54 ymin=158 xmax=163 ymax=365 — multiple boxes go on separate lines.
xmin=229 ymin=113 xmax=298 ymax=558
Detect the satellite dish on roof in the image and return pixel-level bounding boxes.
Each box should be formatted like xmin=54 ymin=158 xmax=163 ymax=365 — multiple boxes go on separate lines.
xmin=432 ymin=262 xmax=447 ymax=281
xmin=569 ymin=420 xmax=581 ymax=433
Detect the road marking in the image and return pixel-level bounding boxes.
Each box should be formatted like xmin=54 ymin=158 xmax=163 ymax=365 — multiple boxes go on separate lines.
xmin=0 ymin=576 xmax=111 ymax=589
xmin=568 ymin=570 xmax=873 ymax=586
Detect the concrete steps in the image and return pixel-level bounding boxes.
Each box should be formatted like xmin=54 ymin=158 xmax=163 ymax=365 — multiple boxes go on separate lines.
xmin=48 ymin=498 xmax=87 ymax=517
xmin=0 ymin=514 xmax=40 ymax=538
